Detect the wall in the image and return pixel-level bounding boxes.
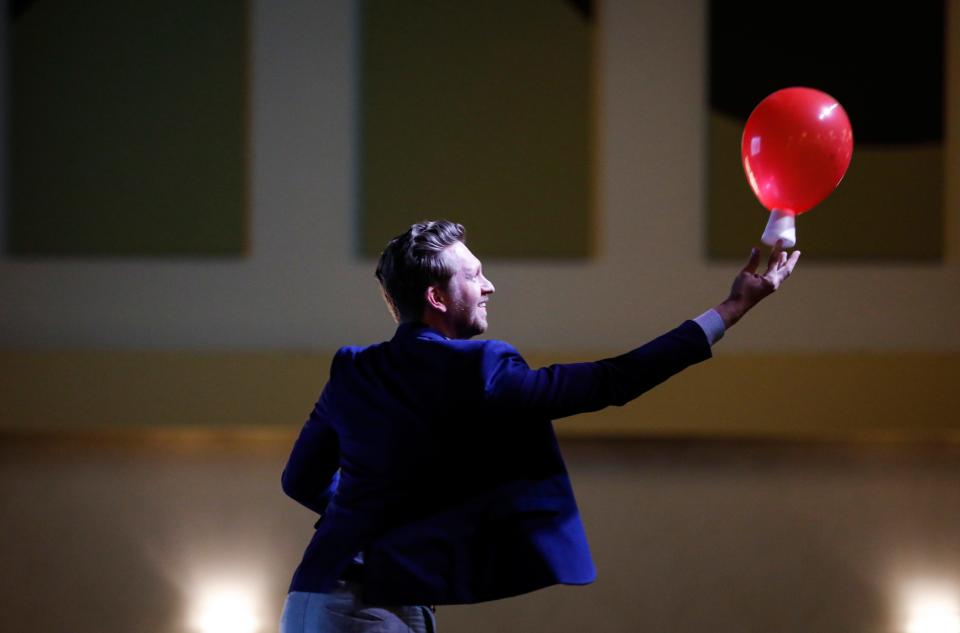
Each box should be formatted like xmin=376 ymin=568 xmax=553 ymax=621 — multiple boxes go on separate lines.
xmin=0 ymin=0 xmax=958 ymax=354
xmin=2 ymin=0 xmax=958 ymax=437
xmin=3 ymin=438 xmax=959 ymax=633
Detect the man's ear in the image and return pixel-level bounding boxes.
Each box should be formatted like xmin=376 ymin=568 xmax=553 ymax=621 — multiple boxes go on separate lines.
xmin=425 ymin=285 xmax=447 ymax=313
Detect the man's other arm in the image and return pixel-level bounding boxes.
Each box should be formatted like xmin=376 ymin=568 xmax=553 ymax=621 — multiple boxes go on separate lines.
xmin=281 ymin=384 xmax=341 ymax=516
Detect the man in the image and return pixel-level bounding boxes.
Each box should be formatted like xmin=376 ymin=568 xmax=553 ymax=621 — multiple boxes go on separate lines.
xmin=280 ymin=220 xmax=799 ymax=633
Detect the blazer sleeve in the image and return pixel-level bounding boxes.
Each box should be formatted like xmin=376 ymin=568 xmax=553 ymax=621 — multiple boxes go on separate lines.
xmin=281 ymin=358 xmax=342 ymax=516
xmin=480 ymin=320 xmax=712 ymax=420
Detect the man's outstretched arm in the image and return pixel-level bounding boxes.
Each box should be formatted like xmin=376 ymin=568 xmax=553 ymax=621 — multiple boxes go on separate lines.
xmin=481 ymin=240 xmax=801 ymax=419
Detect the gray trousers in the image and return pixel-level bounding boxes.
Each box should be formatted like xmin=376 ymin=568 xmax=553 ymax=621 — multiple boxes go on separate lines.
xmin=280 ymin=583 xmax=436 ymax=633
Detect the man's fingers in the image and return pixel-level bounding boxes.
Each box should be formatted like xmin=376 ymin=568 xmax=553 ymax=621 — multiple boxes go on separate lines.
xmin=768 ymin=250 xmax=801 ymax=287
xmin=766 ymin=239 xmax=783 ymax=272
xmin=743 ymin=247 xmax=760 ymax=273
xmin=785 ymin=250 xmax=801 ymax=274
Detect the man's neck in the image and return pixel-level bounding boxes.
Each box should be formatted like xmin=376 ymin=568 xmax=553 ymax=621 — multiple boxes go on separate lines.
xmin=417 ymin=313 xmax=456 ymax=339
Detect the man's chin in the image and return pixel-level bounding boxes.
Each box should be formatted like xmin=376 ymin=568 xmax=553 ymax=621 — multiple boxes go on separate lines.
xmin=459 ymin=320 xmax=487 ymax=339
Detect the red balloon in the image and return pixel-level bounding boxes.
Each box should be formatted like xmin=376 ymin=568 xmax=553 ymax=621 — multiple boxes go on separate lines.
xmin=741 ymin=87 xmax=853 ymax=215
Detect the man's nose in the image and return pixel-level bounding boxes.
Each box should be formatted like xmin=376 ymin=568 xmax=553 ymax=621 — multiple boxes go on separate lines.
xmin=482 ymin=277 xmax=495 ymax=294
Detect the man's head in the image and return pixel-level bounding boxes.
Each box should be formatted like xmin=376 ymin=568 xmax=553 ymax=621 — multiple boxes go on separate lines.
xmin=375 ymin=221 xmax=495 ymax=339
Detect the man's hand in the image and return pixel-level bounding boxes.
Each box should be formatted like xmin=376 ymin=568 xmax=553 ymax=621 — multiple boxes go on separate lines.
xmin=714 ymin=239 xmax=801 ymax=329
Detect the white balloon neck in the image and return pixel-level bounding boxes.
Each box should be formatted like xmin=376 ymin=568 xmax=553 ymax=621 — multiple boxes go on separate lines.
xmin=761 ymin=209 xmax=797 ymax=248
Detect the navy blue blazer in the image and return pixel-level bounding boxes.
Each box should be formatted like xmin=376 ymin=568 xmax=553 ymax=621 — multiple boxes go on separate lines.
xmin=282 ymin=320 xmax=712 ymax=605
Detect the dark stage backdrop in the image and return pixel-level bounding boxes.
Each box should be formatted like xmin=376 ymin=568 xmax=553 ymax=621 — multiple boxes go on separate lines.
xmin=707 ymin=1 xmax=945 ymax=260
xmin=358 ymin=0 xmax=596 ymax=258
xmin=8 ymin=0 xmax=249 ymax=257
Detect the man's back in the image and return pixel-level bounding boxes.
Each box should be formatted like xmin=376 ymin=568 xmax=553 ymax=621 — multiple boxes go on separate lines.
xmin=283 ymin=319 xmax=712 ymax=604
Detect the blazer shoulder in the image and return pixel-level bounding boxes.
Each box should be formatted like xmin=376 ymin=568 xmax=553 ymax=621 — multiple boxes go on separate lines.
xmin=332 ymin=340 xmax=389 ymax=361
xmin=419 ymin=338 xmax=527 ymax=392
xmin=475 ymin=338 xmax=522 ymax=360
xmin=443 ymin=337 xmax=522 ymax=365
xmin=327 ymin=341 xmax=387 ymax=378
